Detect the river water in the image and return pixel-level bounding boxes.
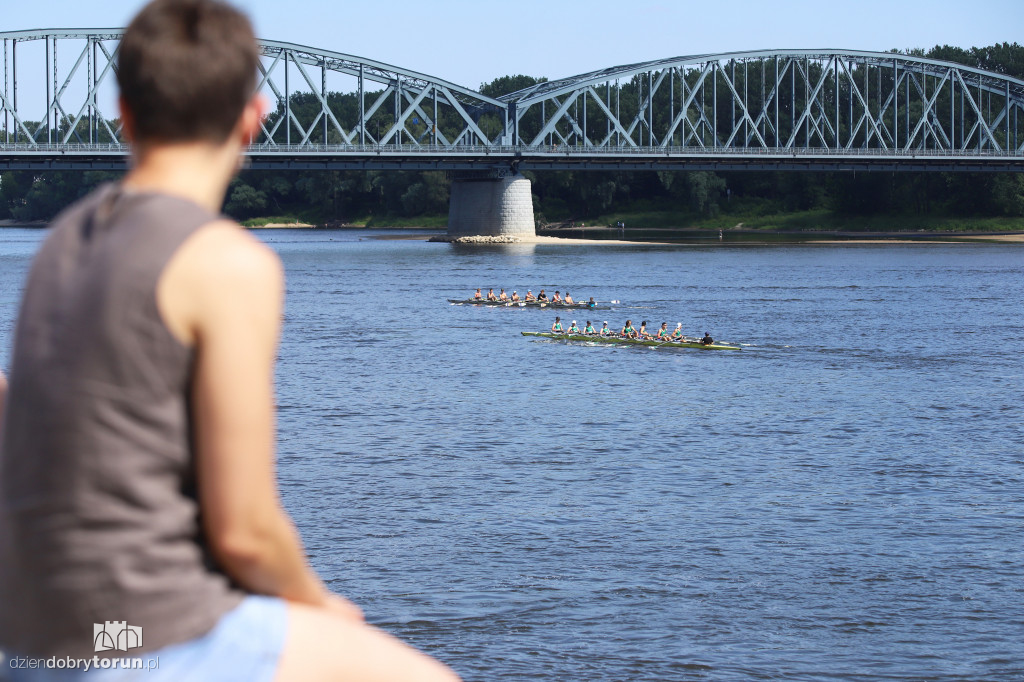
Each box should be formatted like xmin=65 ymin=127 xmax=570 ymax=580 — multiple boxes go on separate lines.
xmin=1 ymin=228 xmax=1022 ymax=681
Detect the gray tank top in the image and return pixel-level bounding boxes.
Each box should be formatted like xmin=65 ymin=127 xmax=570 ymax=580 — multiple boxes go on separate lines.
xmin=0 ymin=185 xmax=243 ymax=658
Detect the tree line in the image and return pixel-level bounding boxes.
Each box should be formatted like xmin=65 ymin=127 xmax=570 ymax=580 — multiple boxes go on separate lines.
xmin=1 ymin=43 xmax=1022 ymax=226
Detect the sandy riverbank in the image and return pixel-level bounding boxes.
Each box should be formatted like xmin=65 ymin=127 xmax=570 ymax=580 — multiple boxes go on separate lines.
xmin=952 ymin=233 xmax=1024 ymax=242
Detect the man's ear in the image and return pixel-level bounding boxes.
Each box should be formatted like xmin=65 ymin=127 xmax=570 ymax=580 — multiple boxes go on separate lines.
xmin=237 ymin=95 xmax=268 ymax=145
xmin=118 ymin=96 xmax=137 ymax=144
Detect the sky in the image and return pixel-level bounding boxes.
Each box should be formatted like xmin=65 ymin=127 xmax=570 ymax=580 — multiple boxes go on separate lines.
xmin=2 ymin=0 xmax=1022 ymax=90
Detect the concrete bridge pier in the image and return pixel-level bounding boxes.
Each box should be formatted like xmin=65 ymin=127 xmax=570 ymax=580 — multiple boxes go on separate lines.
xmin=447 ymin=173 xmax=535 ymax=238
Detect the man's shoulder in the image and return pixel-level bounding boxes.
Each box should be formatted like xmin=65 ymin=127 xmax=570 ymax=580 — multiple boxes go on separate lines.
xmin=190 ymin=220 xmax=281 ymax=279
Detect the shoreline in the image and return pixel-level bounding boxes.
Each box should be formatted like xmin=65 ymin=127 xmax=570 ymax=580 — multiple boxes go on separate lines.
xmin=3 ymin=221 xmax=1023 ymax=244
xmin=392 ymin=232 xmax=1024 ymax=246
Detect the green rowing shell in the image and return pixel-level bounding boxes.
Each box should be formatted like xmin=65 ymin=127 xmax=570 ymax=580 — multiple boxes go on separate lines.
xmin=521 ymin=331 xmax=741 ymax=350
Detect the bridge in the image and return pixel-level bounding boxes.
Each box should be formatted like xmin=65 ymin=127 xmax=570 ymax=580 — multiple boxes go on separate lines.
xmin=1 ymin=29 xmax=1023 ymax=173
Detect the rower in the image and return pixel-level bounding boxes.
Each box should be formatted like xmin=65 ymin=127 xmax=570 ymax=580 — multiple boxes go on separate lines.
xmin=567 ymin=320 xmax=580 ymax=333
xmin=499 ymin=288 xmax=508 ymax=301
xmin=474 ymin=288 xmax=482 ymax=300
xmin=552 ymin=291 xmax=562 ymax=303
xmin=701 ymin=332 xmax=714 ymax=345
xmin=654 ymin=322 xmax=670 ymax=340
xmin=670 ymin=323 xmax=685 ymax=341
xmin=586 ymin=297 xmax=596 ymax=308
xmin=511 ymin=290 xmax=520 ymax=302
xmin=621 ymin=319 xmax=637 ymax=338
xmin=584 ymin=321 xmax=596 ymax=335
xmin=487 ymin=288 xmax=498 ymax=301
xmin=551 ymin=316 xmax=564 ymax=333
xmin=637 ymin=321 xmax=650 ymax=339
xmin=537 ymin=289 xmax=548 ymax=301
xmin=599 ymin=321 xmax=611 ymax=336
xmin=564 ymin=292 xmax=574 ymax=304
xmin=525 ymin=290 xmax=535 ymax=301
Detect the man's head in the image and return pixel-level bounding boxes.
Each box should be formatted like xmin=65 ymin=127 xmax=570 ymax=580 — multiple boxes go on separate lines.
xmin=118 ymin=0 xmax=259 ymax=146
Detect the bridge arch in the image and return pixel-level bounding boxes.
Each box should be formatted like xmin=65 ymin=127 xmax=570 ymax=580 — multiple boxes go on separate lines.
xmin=500 ymin=49 xmax=1024 ymax=154
xmin=0 ymin=29 xmax=508 ymax=150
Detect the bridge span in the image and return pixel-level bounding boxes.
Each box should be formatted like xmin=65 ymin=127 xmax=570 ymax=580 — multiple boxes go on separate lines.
xmin=1 ymin=30 xmax=1022 ymax=172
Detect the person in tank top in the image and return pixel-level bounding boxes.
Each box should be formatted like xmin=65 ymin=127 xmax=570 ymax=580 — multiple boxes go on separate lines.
xmin=551 ymin=317 xmax=564 ymax=332
xmin=0 ymin=2 xmax=458 ymax=681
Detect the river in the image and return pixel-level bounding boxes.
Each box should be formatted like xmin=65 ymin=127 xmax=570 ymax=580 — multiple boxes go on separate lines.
xmin=1 ymin=228 xmax=1022 ymax=680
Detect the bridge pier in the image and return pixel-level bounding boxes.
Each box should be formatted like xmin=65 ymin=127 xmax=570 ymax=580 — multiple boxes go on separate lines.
xmin=447 ymin=173 xmax=535 ymax=238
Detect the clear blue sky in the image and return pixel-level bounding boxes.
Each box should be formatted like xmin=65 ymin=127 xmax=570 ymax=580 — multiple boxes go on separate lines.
xmin=3 ymin=0 xmax=1022 ymax=89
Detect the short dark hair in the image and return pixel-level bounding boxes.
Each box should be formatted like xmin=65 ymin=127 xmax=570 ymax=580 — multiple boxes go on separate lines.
xmin=118 ymin=0 xmax=259 ymax=144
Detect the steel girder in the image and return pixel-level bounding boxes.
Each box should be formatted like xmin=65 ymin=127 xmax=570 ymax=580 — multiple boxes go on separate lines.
xmin=1 ymin=34 xmax=1022 ymax=169
xmin=502 ymin=50 xmax=1024 ymax=156
xmin=253 ymin=40 xmax=507 ymax=149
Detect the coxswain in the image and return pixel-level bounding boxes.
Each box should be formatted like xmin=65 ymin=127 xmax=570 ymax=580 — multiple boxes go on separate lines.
xmin=654 ymin=322 xmax=670 ymax=340
xmin=551 ymin=316 xmax=564 ymax=332
xmin=564 ymin=292 xmax=574 ymax=304
xmin=586 ymin=297 xmax=596 ymax=308
xmin=525 ymin=290 xmax=536 ymax=301
xmin=599 ymin=321 xmax=611 ymax=336
xmin=499 ymin=288 xmax=508 ymax=301
xmin=567 ymin=320 xmax=580 ymax=333
xmin=552 ymin=291 xmax=562 ymax=303
xmin=670 ymin=323 xmax=685 ymax=341
xmin=511 ymin=290 xmax=520 ymax=302
xmin=487 ymin=288 xmax=498 ymax=301
xmin=537 ymin=289 xmax=548 ymax=301
xmin=584 ymin=321 xmax=597 ymax=335
xmin=701 ymin=332 xmax=714 ymax=345
xmin=621 ymin=319 xmax=637 ymax=338
xmin=474 ymin=288 xmax=482 ymax=300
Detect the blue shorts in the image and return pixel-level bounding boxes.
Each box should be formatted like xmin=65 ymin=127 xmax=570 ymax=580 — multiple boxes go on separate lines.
xmin=4 ymin=596 xmax=288 ymax=682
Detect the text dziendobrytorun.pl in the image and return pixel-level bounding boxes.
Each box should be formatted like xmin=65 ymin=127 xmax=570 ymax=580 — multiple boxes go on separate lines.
xmin=6 ymin=655 xmax=159 ymax=672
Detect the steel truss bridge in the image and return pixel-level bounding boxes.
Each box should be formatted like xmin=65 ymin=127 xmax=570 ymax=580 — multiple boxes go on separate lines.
xmin=1 ymin=29 xmax=1023 ymax=172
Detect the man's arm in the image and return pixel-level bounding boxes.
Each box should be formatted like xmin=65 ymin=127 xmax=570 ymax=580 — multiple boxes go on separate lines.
xmin=159 ymin=222 xmax=359 ymax=619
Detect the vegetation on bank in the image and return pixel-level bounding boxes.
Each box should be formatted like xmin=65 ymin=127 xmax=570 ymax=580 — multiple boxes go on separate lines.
xmin=1 ymin=43 xmax=1022 ymax=232
xmin=547 ymin=208 xmax=1024 ymax=233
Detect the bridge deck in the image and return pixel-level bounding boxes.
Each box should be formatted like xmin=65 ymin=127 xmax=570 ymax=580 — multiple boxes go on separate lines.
xmin=1 ymin=144 xmax=1021 ymax=172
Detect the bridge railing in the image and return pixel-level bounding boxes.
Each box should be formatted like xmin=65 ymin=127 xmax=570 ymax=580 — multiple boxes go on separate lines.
xmin=1 ymin=142 xmax=1021 ymax=158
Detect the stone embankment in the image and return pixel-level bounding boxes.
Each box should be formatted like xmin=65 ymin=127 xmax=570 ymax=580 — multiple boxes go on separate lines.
xmin=428 ymin=235 xmax=522 ymax=244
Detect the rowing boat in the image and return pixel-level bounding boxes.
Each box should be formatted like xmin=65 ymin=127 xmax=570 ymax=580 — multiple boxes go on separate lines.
xmin=521 ymin=331 xmax=741 ymax=350
xmin=448 ymin=298 xmax=610 ymax=310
